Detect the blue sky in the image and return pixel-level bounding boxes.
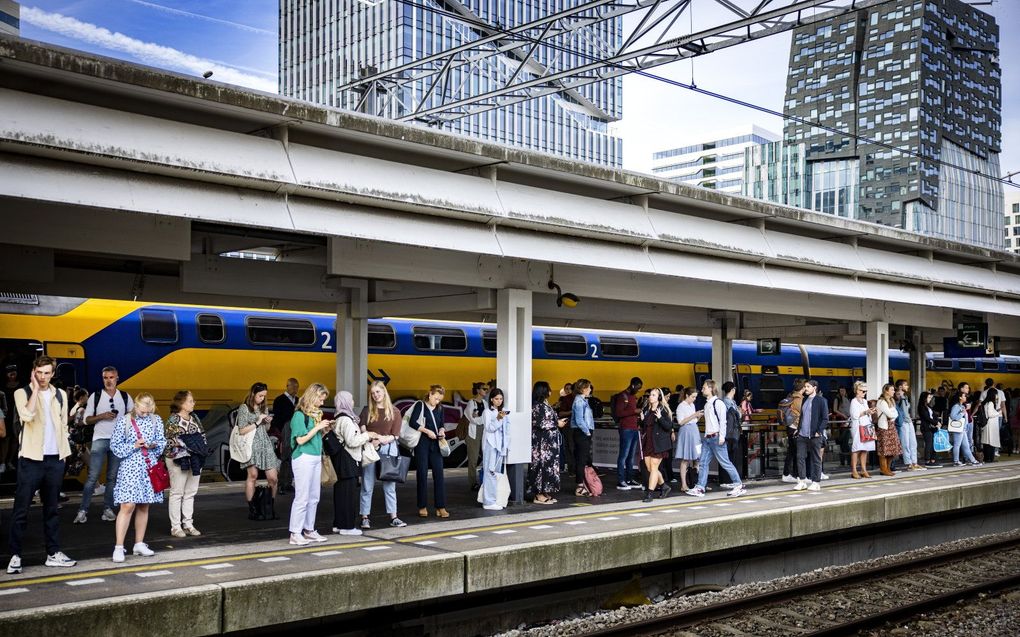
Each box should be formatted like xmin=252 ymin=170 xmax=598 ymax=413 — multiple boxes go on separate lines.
xmin=16 ymin=0 xmax=1020 ymax=182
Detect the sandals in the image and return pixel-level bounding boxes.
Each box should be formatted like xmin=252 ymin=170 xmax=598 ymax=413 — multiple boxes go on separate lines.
xmin=534 ymin=496 xmax=557 ymax=505
xmin=575 ymin=486 xmax=591 ymax=497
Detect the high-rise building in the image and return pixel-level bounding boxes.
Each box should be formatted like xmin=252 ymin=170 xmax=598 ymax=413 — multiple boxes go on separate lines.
xmin=1005 ymin=191 xmax=1020 ymax=254
xmin=779 ymin=0 xmax=1003 ymax=248
xmin=278 ymin=1 xmax=623 ymax=167
xmin=651 ymin=126 xmax=778 ymax=194
xmin=0 ymin=1 xmax=19 ymax=37
xmin=742 ymin=140 xmax=809 ymax=210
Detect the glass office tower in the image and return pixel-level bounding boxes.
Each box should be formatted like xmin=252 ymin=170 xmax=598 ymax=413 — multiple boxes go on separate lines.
xmin=279 ymin=1 xmax=623 ymax=167
xmin=782 ymin=0 xmax=1002 ymax=248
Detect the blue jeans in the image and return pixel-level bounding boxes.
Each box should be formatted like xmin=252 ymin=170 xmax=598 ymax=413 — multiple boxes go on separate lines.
xmin=898 ymin=422 xmax=917 ymax=466
xmin=952 ymin=430 xmax=977 ymax=464
xmin=360 ymin=442 xmax=397 ymax=516
xmin=79 ymin=438 xmax=120 ymax=512
xmin=696 ymin=436 xmax=742 ymax=489
xmin=617 ymin=429 xmax=639 ymax=484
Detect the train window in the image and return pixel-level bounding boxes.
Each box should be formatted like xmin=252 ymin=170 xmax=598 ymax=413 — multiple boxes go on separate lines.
xmin=482 ymin=330 xmax=497 ymax=353
xmin=958 ymin=361 xmax=977 ymax=371
xmin=55 ymin=362 xmax=77 ymax=388
xmin=413 ymin=327 xmax=467 ymax=352
xmin=140 ymin=309 xmax=178 ymax=344
xmin=368 ymin=324 xmax=395 ymax=350
xmin=982 ymin=362 xmax=1000 ymax=372
xmin=758 ymin=375 xmax=786 ymax=406
xmin=246 ymin=317 xmax=315 ymax=346
xmin=599 ymin=336 xmax=639 ymax=358
xmin=1007 ymin=363 xmax=1020 ymax=372
xmin=197 ymin=314 xmax=225 ymax=344
xmin=932 ymin=359 xmax=953 ymax=370
xmin=543 ymin=333 xmax=587 ymax=356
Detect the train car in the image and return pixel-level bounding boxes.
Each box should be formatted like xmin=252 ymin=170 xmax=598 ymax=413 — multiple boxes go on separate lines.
xmin=3 ymin=294 xmax=1019 ymax=478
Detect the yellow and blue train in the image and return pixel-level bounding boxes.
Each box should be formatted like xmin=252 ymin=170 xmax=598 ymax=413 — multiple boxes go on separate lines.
xmin=3 ymin=295 xmax=1018 ymax=411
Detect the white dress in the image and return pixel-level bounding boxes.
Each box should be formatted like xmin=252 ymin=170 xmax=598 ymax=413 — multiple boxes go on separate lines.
xmin=849 ymin=398 xmax=876 ymax=452
xmin=981 ymin=403 xmax=1001 ymax=448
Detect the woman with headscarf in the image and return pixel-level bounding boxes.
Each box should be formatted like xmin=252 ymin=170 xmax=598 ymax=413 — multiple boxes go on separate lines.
xmin=331 ymin=391 xmax=383 ymax=535
xmin=481 ymin=388 xmax=511 ymax=510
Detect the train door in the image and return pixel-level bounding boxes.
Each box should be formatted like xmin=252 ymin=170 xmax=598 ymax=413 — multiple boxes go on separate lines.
xmin=43 ymin=342 xmax=88 ymax=391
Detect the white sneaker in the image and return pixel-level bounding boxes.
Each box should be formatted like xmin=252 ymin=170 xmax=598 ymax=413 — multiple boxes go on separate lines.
xmin=337 ymin=528 xmax=363 ymax=536
xmin=112 ymin=546 xmax=125 ymax=563
xmin=45 ymin=551 xmax=77 ymax=567
xmin=727 ymin=484 xmax=747 ymax=497
xmin=685 ymin=487 xmax=705 ymax=498
xmin=73 ymin=511 xmax=87 ymax=524
xmin=807 ymin=481 xmax=821 ymax=492
xmin=781 ymin=474 xmax=797 ymax=483
xmin=302 ymin=530 xmax=328 ymax=542
xmin=720 ymin=483 xmax=736 ymax=489
xmin=101 ymin=508 xmax=117 ymax=522
xmin=820 ymin=473 xmax=830 ymax=480
xmin=132 ymin=542 xmax=155 ymax=557
xmin=94 ymin=484 xmax=105 ymax=496
xmin=794 ymin=480 xmax=807 ymax=491
xmin=483 ymin=504 xmax=503 ymax=510
xmin=6 ymin=555 xmax=21 ymax=574
xmin=289 ymin=533 xmax=311 ymax=546
xmin=616 ymin=484 xmax=632 ymax=491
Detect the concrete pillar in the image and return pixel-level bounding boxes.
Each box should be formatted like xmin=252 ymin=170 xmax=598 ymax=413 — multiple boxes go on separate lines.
xmin=497 ymin=289 xmax=532 ymax=504
xmin=866 ymin=321 xmax=890 ymax=401
xmin=909 ymin=328 xmax=925 ymax=410
xmin=711 ymin=320 xmax=734 ymax=384
xmin=336 ymin=282 xmax=368 ymax=401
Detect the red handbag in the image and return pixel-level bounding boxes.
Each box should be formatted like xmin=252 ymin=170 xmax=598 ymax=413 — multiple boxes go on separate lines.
xmin=130 ymin=417 xmax=171 ymax=494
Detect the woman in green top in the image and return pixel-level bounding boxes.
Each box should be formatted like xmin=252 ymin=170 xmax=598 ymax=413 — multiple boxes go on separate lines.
xmin=287 ymin=383 xmax=331 ymax=546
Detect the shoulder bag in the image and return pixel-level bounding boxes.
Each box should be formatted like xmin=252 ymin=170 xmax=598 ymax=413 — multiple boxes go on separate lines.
xmin=378 ymin=445 xmax=411 ymax=483
xmin=229 ymin=409 xmax=257 ymax=464
xmin=320 ymin=453 xmax=338 ymax=486
xmin=476 ymin=460 xmax=511 ymax=507
xmin=948 ymin=417 xmax=966 ymax=434
xmin=399 ymin=401 xmax=425 ymax=450
xmin=130 ymin=417 xmax=170 ymax=494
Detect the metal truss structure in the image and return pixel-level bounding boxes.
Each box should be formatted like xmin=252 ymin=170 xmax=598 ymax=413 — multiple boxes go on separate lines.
xmin=339 ymin=0 xmax=894 ymax=124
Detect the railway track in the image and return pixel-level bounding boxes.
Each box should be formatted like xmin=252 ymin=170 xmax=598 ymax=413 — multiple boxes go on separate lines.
xmin=584 ymin=536 xmax=1020 ymax=637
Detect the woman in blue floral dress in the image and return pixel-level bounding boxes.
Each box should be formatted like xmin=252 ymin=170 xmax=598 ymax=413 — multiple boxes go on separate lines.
xmin=526 ymin=381 xmax=564 ymax=504
xmin=110 ymin=392 xmax=165 ymax=563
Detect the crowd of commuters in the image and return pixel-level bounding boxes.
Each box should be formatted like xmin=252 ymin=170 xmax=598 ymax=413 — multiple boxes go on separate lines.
xmin=3 ymin=352 xmax=1018 ymax=575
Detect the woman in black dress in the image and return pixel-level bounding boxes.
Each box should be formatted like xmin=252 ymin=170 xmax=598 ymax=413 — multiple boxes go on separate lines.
xmin=640 ymin=387 xmax=673 ymax=502
xmin=527 ymin=381 xmax=566 ymax=504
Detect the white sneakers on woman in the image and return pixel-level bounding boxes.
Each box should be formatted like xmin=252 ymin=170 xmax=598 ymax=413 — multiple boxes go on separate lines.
xmin=113 ymin=543 xmax=155 ymax=562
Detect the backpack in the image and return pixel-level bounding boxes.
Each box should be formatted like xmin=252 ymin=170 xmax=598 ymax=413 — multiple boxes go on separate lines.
xmin=777 ymin=397 xmax=798 ymax=429
xmin=23 ymin=385 xmax=64 ymax=410
xmin=582 ymin=465 xmax=603 ymax=497
xmin=725 ymin=403 xmax=741 ymax=440
xmin=91 ymin=390 xmax=129 ymax=415
xmin=248 ymin=485 xmax=278 ymax=521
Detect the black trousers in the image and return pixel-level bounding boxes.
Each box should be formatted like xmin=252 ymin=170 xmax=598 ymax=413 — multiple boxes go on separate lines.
xmin=414 ymin=438 xmax=446 ymax=509
xmin=9 ymin=455 xmax=64 ymax=556
xmin=983 ymin=444 xmax=997 ymax=463
xmin=783 ymin=428 xmax=798 ymax=476
xmin=923 ymin=428 xmax=936 ymax=463
xmin=573 ymin=429 xmax=592 ymax=483
xmin=796 ymin=436 xmax=824 ymax=483
xmin=726 ymin=436 xmax=744 ymax=480
xmin=332 ymin=476 xmax=359 ymax=530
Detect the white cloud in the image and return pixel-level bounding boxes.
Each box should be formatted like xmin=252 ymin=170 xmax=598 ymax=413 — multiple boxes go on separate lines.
xmin=21 ymin=6 xmax=277 ymax=93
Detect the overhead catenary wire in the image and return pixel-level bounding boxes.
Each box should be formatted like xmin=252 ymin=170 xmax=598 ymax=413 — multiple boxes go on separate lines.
xmin=382 ymin=0 xmax=1017 ymax=190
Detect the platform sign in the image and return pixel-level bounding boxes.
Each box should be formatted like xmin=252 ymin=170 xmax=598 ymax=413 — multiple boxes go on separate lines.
xmin=943 ymin=336 xmax=999 ymax=359
xmin=956 ymin=322 xmax=988 ymax=349
xmin=757 ymin=338 xmax=781 ymax=356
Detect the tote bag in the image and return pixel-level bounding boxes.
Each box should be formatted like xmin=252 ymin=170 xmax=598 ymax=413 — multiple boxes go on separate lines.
xmin=476 ymin=462 xmax=511 ymax=508
xmin=933 ymin=428 xmax=952 ymax=453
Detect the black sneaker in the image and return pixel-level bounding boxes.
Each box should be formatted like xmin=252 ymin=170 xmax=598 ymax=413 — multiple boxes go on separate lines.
xmin=641 ymin=490 xmax=653 ymax=503
xmin=659 ymin=485 xmax=672 ymax=499
xmin=389 ymin=517 xmax=407 ymax=528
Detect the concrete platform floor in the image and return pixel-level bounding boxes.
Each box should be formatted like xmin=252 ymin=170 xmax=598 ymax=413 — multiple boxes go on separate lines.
xmin=0 ymin=460 xmax=1018 ymax=632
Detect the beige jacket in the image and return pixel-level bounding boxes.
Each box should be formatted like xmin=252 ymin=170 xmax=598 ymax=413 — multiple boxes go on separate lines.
xmin=14 ymin=386 xmax=71 ymax=461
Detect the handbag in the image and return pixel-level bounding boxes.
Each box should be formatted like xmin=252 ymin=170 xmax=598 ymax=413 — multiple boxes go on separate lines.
xmin=933 ymin=428 xmax=952 ymax=453
xmin=859 ymin=421 xmax=876 ymax=443
xmin=582 ymin=465 xmax=603 ymax=497
xmin=399 ymin=401 xmax=425 ymax=450
xmin=229 ymin=414 xmax=257 ymax=464
xmin=438 ymin=437 xmax=452 ymax=458
xmin=476 ymin=461 xmax=511 ymax=508
xmin=322 ymin=430 xmax=343 ymax=457
xmin=361 ymin=442 xmax=380 ymax=467
xmin=129 ymin=417 xmax=171 ymax=494
xmin=378 ymin=454 xmax=412 ymax=483
xmin=320 ymin=454 xmax=337 ymax=486
xmin=948 ymin=418 xmax=966 ymax=434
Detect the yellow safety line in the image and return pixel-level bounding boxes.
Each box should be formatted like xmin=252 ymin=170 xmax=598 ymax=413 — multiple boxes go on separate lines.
xmin=2 ymin=463 xmax=1014 ymax=589
xmin=0 ymin=540 xmax=390 ymax=589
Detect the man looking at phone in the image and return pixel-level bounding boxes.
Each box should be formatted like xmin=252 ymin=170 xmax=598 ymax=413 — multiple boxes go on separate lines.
xmin=74 ymin=366 xmax=132 ymax=524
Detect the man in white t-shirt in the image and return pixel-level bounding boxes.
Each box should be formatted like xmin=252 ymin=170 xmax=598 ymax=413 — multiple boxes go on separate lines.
xmin=74 ymin=366 xmax=133 ymax=524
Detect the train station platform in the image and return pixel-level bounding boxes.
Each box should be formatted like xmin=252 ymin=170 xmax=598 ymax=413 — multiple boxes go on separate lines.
xmin=1 ymin=461 xmax=1019 ymax=635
